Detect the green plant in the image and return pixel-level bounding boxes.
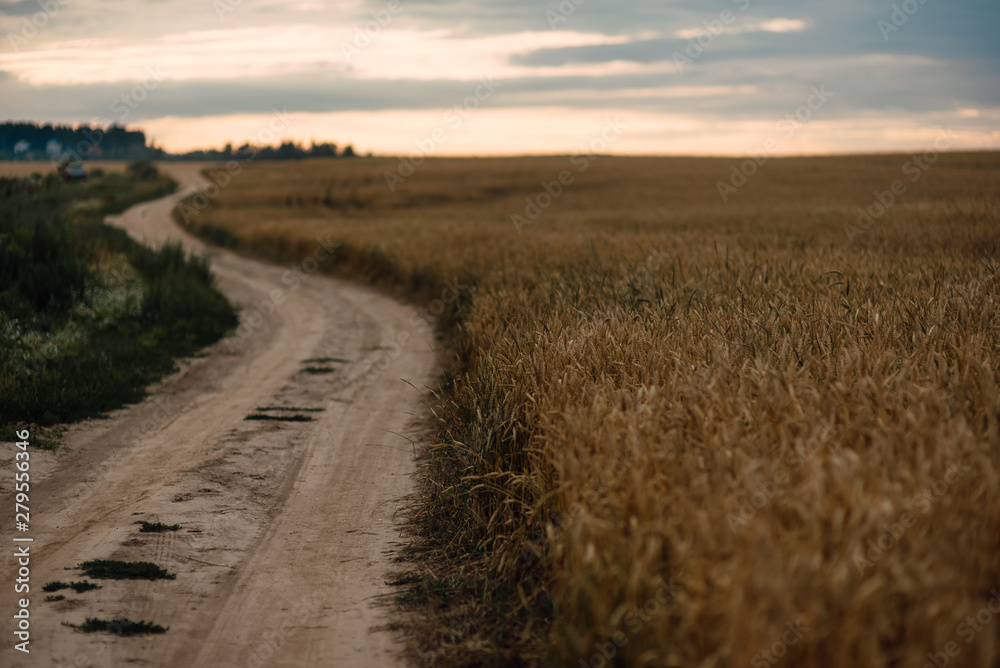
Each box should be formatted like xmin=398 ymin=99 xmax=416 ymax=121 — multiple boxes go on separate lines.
xmin=43 ymin=581 xmax=101 ymax=593
xmin=139 ymin=521 xmax=181 ymax=533
xmin=244 ymin=413 xmax=315 ymax=422
xmin=75 ymin=617 xmax=167 ymax=636
xmin=78 ymin=559 xmax=175 ymax=580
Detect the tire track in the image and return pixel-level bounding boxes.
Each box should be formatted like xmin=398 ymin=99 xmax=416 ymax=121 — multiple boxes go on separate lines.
xmin=0 ymin=164 xmax=436 ymax=668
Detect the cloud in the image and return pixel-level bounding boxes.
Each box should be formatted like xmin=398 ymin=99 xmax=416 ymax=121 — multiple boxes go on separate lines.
xmin=0 ymin=0 xmax=997 ymax=155
xmin=674 ymin=17 xmax=810 ymax=39
xmin=1 ymin=52 xmax=996 ymax=126
xmin=0 ymin=1 xmax=39 ymax=17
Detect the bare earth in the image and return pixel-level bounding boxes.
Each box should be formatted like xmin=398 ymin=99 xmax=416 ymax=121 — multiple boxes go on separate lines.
xmin=0 ymin=164 xmax=437 ymax=667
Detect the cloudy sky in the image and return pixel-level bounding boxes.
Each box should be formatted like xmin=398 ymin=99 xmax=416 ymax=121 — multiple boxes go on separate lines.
xmin=1 ymin=0 xmax=997 ymax=155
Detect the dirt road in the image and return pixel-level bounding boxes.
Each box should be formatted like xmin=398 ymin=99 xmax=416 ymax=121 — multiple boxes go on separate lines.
xmin=0 ymin=165 xmax=437 ymax=667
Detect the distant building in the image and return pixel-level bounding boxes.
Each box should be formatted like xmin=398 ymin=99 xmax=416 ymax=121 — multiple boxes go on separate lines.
xmin=46 ymin=138 xmax=62 ymax=159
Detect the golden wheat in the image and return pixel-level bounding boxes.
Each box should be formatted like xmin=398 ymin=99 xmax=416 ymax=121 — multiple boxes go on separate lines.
xmin=179 ymin=152 xmax=1000 ymax=667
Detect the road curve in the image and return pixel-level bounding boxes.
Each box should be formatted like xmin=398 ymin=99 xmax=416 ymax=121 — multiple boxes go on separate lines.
xmin=0 ymin=164 xmax=437 ymax=667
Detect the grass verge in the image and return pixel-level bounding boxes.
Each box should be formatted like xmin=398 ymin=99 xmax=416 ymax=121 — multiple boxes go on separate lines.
xmin=0 ymin=161 xmax=237 ymax=429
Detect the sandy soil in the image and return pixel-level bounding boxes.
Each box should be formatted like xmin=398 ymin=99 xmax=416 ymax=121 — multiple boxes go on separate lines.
xmin=0 ymin=164 xmax=437 ymax=667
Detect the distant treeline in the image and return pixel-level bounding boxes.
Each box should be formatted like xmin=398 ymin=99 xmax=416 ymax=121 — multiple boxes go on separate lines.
xmin=0 ymin=121 xmax=360 ymax=162
xmin=179 ymin=140 xmax=359 ymax=162
xmin=0 ymin=122 xmax=155 ymax=161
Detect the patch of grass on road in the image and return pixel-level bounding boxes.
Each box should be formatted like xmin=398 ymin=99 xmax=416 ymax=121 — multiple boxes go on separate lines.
xmin=244 ymin=413 xmax=315 ymax=422
xmin=78 ymin=559 xmax=175 ymax=580
xmin=43 ymin=581 xmax=101 ymax=593
xmin=139 ymin=521 xmax=181 ymax=532
xmin=73 ymin=617 xmax=168 ymax=636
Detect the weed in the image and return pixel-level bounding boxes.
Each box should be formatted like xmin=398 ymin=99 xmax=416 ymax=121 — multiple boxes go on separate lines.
xmin=139 ymin=521 xmax=181 ymax=533
xmin=43 ymin=581 xmax=101 ymax=593
xmin=74 ymin=617 xmax=168 ymax=636
xmin=78 ymin=559 xmax=175 ymax=580
xmin=244 ymin=413 xmax=316 ymax=422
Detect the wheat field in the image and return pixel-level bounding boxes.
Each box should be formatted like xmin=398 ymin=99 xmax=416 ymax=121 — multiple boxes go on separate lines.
xmin=178 ymin=152 xmax=1000 ymax=667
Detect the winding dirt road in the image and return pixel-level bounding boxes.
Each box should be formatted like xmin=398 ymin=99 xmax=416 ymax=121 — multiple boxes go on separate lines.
xmin=1 ymin=165 xmax=436 ymax=667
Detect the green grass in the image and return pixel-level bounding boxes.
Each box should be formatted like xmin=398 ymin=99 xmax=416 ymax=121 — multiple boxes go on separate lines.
xmin=78 ymin=559 xmax=175 ymax=580
xmin=0 ymin=162 xmax=237 ymax=428
xmin=139 ymin=521 xmax=181 ymax=532
xmin=42 ymin=580 xmax=101 ymax=593
xmin=74 ymin=617 xmax=168 ymax=636
xmin=190 ymin=221 xmax=240 ymax=248
xmin=0 ymin=424 xmax=60 ymax=449
xmin=45 ymin=595 xmax=65 ymax=602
